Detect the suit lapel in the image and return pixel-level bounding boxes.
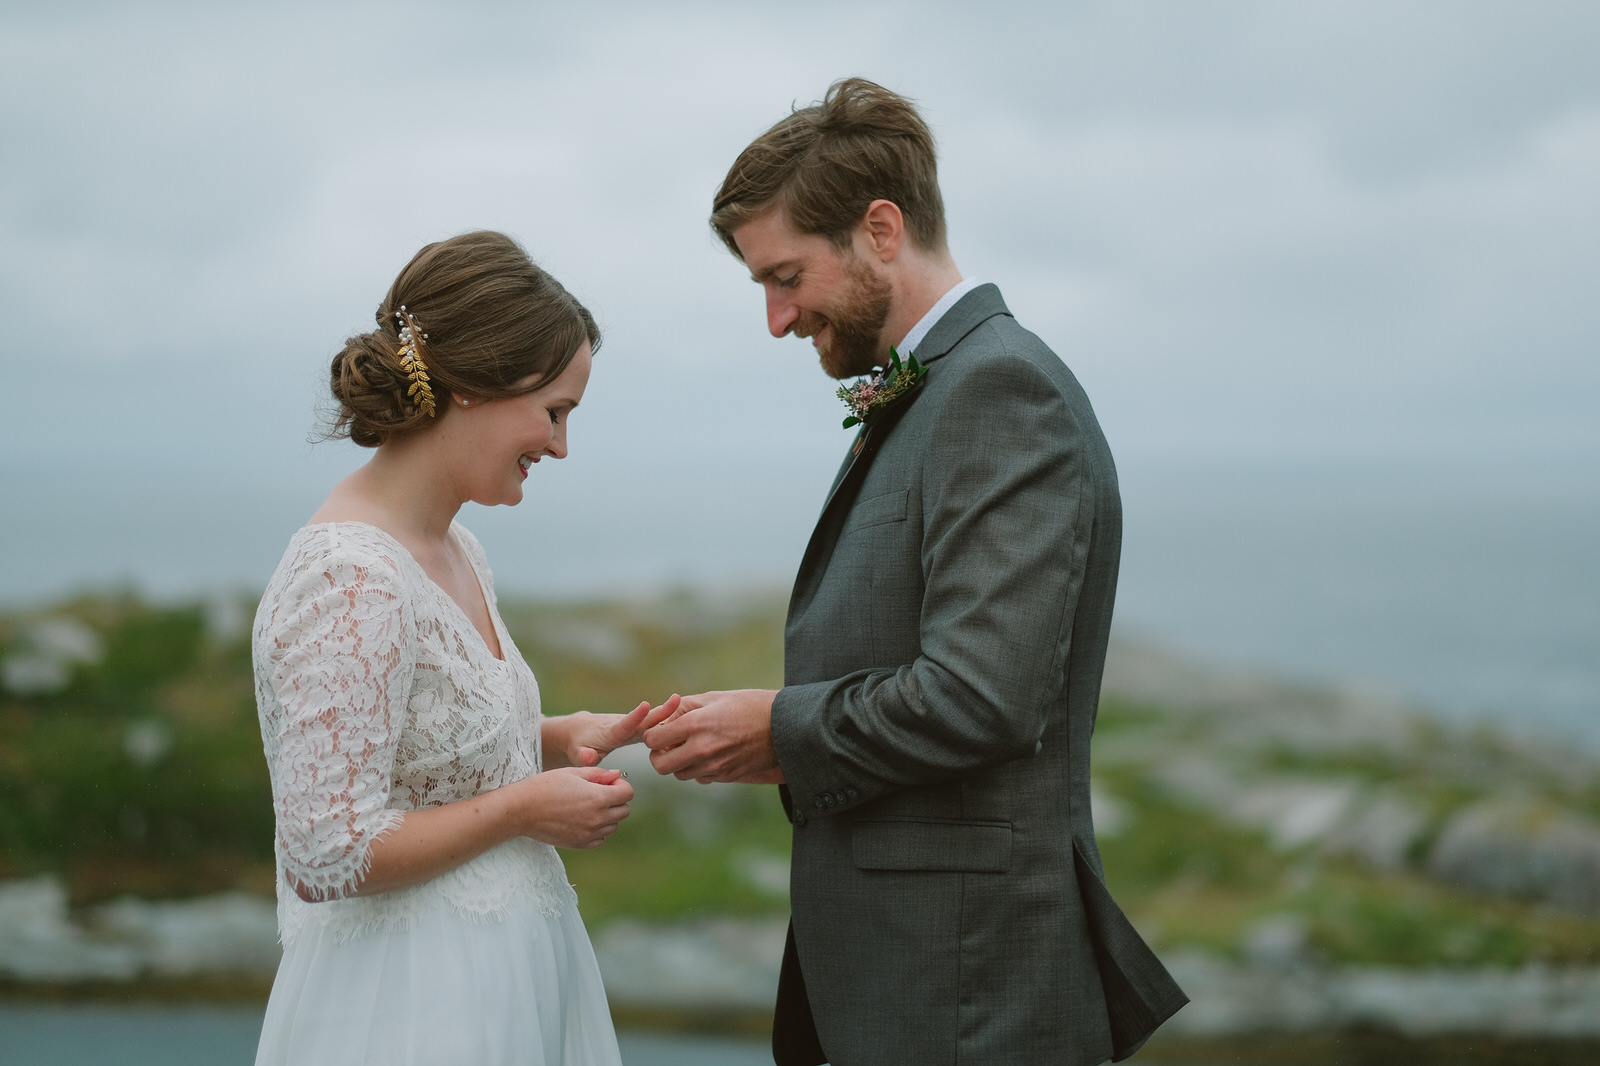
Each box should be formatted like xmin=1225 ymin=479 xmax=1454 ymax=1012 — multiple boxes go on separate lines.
xmin=788 ymin=285 xmax=1014 ymax=620
xmin=912 ymin=283 xmax=1011 ymax=366
xmin=818 ymin=427 xmax=868 ymax=517
xmin=812 ymin=284 xmax=1011 ymax=521
xmin=788 ymin=400 xmax=911 ymax=619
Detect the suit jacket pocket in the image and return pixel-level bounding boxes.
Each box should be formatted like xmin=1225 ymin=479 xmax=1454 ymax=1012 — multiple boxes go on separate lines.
xmin=840 ymin=489 xmax=909 ymax=534
xmin=852 ymin=818 xmax=1012 ymax=872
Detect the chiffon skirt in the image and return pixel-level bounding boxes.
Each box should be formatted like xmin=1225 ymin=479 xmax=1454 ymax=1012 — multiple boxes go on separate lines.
xmin=254 ymin=890 xmax=621 ymax=1066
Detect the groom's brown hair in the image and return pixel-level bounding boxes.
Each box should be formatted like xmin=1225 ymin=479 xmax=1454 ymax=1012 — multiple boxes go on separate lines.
xmin=711 ymin=77 xmax=947 ymax=259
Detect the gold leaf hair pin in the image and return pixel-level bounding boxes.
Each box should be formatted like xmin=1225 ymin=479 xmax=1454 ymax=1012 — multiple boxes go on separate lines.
xmin=395 ymin=305 xmax=436 ymax=418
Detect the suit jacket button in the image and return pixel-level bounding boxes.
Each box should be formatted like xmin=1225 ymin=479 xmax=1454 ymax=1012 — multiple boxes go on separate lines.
xmin=814 ymin=796 xmax=827 ymax=810
xmin=795 ymin=812 xmax=807 ymax=827
xmin=846 ymin=787 xmax=859 ymax=801
xmin=834 ymin=790 xmax=847 ymax=804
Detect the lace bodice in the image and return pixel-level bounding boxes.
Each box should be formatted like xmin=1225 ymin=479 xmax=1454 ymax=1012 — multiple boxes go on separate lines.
xmin=252 ymin=521 xmax=571 ymax=944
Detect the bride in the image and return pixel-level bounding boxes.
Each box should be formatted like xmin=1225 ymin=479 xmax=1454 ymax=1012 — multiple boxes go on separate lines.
xmin=252 ymin=230 xmax=671 ymax=1064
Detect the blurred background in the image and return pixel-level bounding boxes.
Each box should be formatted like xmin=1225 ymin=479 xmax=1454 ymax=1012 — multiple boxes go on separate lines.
xmin=1 ymin=1 xmax=1597 ymax=1063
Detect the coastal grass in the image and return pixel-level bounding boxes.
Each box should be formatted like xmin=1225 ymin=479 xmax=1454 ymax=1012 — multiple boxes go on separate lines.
xmin=564 ymin=800 xmax=793 ymax=928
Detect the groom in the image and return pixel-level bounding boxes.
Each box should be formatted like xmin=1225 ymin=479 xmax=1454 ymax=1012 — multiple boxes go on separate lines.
xmin=644 ymin=78 xmax=1186 ymax=1065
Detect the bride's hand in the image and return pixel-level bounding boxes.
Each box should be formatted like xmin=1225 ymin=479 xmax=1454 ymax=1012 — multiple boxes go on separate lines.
xmin=511 ymin=766 xmax=634 ymax=849
xmin=558 ymin=695 xmax=683 ymax=767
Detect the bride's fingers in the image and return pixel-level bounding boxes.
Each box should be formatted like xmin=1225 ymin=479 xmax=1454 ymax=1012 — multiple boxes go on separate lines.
xmin=638 ymin=693 xmax=683 ymax=731
xmin=615 ymin=700 xmax=653 ymax=733
xmin=596 ymin=703 xmax=651 ymax=751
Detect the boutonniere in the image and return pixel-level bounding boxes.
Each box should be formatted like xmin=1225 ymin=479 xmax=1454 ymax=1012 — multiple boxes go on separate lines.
xmin=837 ymin=347 xmax=928 ymax=429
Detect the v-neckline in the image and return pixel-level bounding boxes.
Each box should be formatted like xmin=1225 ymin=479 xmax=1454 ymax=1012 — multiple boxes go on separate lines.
xmin=303 ymin=520 xmax=508 ymax=664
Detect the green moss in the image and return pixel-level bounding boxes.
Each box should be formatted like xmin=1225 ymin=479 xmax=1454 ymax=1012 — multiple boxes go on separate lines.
xmin=1096 ymin=775 xmax=1286 ymax=896
xmin=565 ymin=798 xmax=793 ymax=928
xmin=1092 ymin=698 xmax=1173 ymax=732
xmin=1296 ymin=865 xmax=1600 ymax=967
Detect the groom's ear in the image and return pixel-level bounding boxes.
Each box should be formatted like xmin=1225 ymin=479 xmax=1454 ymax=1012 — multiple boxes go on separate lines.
xmin=858 ymin=199 xmax=906 ymax=263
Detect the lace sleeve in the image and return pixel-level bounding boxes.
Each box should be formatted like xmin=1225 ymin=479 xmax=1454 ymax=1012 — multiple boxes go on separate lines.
xmin=260 ymin=545 xmax=413 ymax=901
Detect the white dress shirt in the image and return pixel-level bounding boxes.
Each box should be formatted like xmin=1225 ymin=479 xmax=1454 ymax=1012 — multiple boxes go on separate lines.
xmin=896 ymin=276 xmax=983 ymax=359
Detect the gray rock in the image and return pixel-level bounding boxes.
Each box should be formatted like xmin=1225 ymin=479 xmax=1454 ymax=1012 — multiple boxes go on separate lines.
xmin=90 ymin=892 xmax=281 ymax=976
xmin=593 ymin=917 xmax=787 ymax=1010
xmin=1 ymin=618 xmax=103 ymax=696
xmin=0 ymin=878 xmax=138 ymax=981
xmin=1101 ymin=640 xmax=1423 ymax=757
xmin=0 ymin=878 xmax=280 ymax=981
xmin=1240 ymin=914 xmax=1312 ymax=969
xmin=1089 ymin=786 xmax=1134 ymax=838
xmin=1428 ymin=798 xmax=1600 ymax=915
xmin=729 ymin=851 xmax=790 ymax=899
xmin=1161 ymin=951 xmax=1333 ymax=1035
xmin=1331 ymin=964 xmax=1600 ymax=1037
xmin=1161 ymin=952 xmax=1600 ymax=1038
xmin=1321 ymin=791 xmax=1430 ymax=871
xmin=1152 ymin=756 xmax=1360 ymax=851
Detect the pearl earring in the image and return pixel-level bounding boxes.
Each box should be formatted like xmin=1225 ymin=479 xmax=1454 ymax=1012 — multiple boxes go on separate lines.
xmin=458 ymin=398 xmax=470 ymax=408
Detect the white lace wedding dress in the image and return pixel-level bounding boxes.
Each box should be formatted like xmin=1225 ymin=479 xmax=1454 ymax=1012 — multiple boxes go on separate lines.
xmin=251 ymin=521 xmax=621 ymax=1066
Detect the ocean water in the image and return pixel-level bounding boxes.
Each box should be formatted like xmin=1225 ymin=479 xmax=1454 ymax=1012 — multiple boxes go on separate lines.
xmin=2 ymin=457 xmax=1596 ymax=750
xmin=0 ymin=1005 xmax=772 ymax=1066
xmin=1113 ymin=461 xmax=1600 ymax=750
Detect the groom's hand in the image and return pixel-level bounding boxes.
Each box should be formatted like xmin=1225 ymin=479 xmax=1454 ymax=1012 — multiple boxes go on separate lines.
xmin=643 ymin=689 xmax=784 ymax=784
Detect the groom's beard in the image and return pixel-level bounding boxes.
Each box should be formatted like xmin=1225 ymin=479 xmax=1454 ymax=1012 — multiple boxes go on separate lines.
xmin=796 ymin=257 xmax=893 ymax=380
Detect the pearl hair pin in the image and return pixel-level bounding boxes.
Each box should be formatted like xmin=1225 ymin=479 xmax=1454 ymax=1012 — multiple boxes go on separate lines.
xmin=395 ymin=306 xmax=436 ymax=418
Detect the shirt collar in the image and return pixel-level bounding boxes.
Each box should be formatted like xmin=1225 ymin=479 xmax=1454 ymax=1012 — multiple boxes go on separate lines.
xmin=897 ymin=276 xmax=983 ymax=359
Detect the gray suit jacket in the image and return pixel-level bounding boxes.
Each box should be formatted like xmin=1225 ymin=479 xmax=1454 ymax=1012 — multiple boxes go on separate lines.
xmin=770 ymin=285 xmax=1186 ymax=1065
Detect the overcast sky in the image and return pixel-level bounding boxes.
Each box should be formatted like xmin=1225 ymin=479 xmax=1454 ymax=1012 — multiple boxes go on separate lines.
xmin=2 ymin=0 xmax=1597 ymax=604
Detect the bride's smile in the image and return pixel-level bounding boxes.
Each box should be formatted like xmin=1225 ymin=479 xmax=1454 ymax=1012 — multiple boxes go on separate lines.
xmin=444 ymin=341 xmax=593 ymax=507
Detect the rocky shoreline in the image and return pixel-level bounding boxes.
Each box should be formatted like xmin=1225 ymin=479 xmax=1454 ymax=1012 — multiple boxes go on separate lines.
xmin=5 ymin=883 xmax=1599 ymax=1044
xmin=4 ymin=631 xmax=1598 ymax=1045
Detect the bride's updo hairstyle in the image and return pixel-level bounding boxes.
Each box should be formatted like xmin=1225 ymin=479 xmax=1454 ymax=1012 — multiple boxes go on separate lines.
xmin=329 ymin=230 xmax=600 ymax=448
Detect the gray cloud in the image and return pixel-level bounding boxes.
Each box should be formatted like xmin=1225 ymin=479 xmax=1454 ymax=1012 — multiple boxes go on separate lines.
xmin=2 ymin=0 xmax=1596 ymax=600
